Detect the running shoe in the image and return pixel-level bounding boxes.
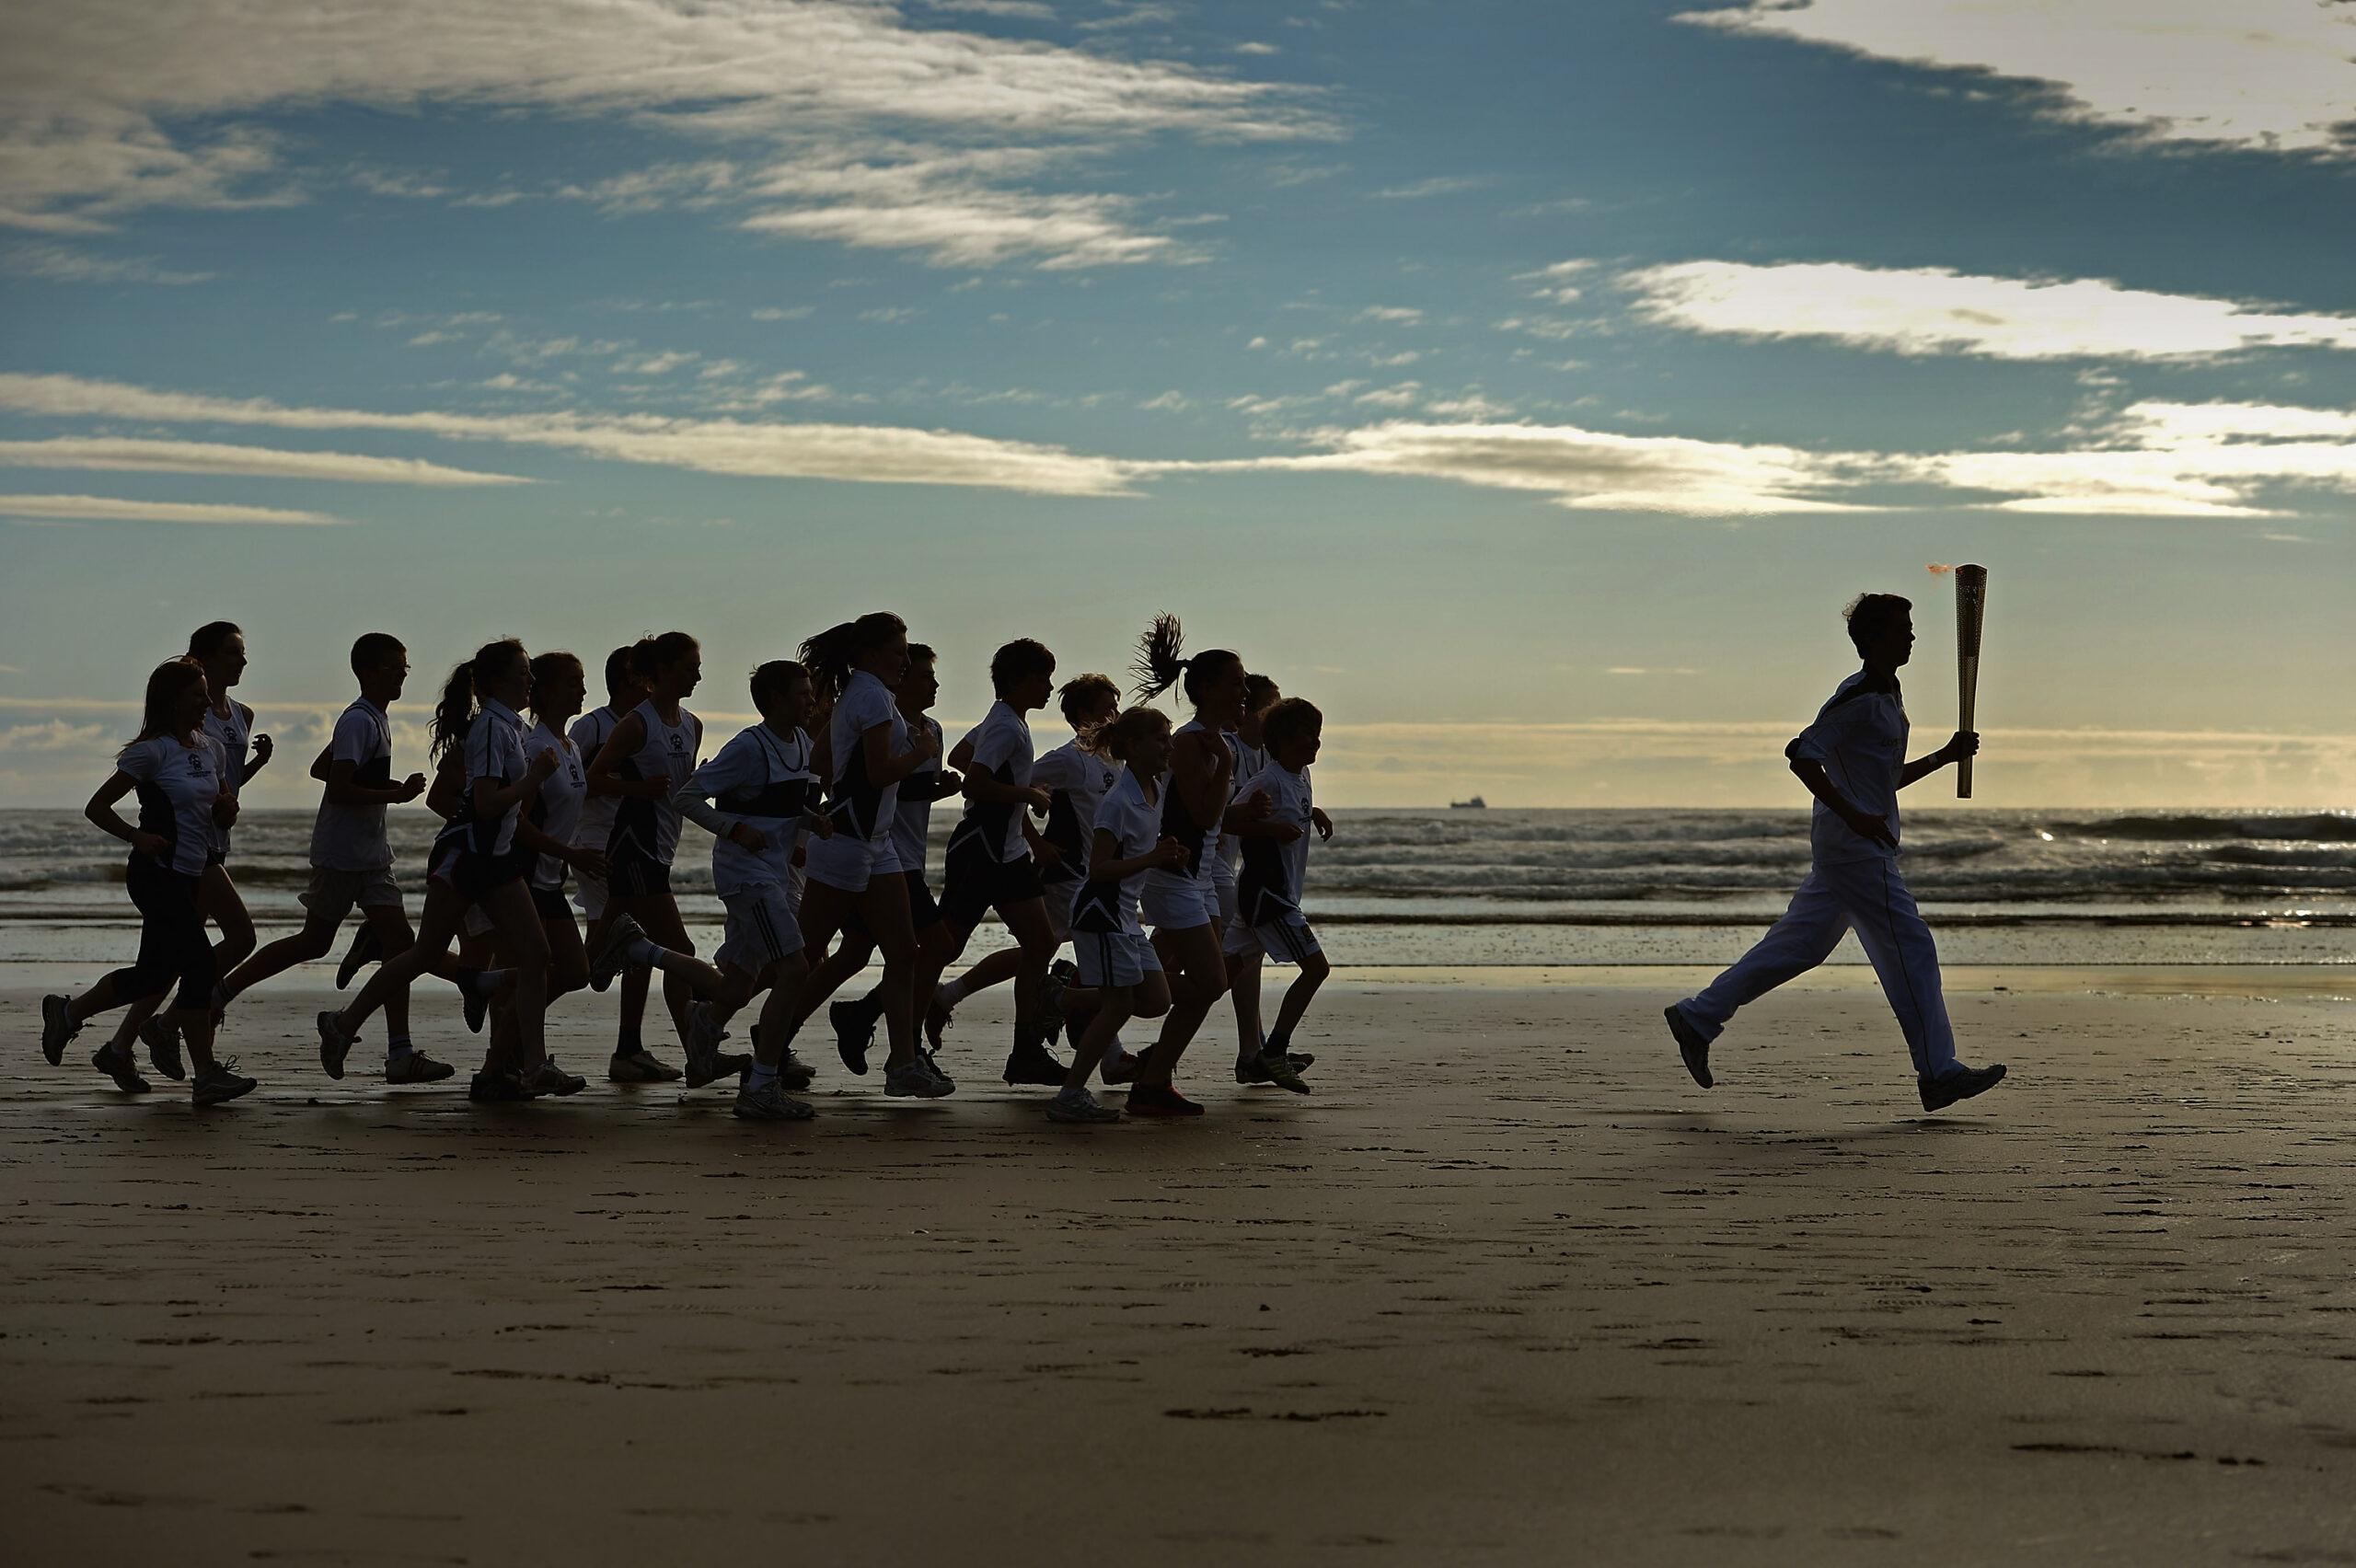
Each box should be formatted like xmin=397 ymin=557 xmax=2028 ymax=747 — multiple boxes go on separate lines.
xmin=733 ymin=1079 xmax=816 ymax=1122
xmin=191 ymin=1057 xmax=257 ymax=1107
xmin=316 ymin=1010 xmax=357 ymax=1079
xmin=335 ymin=922 xmax=381 ymax=989
xmin=918 ymin=1047 xmax=956 ymax=1094
xmin=468 ymin=1067 xmax=534 ymax=1103
xmin=1101 ymin=1047 xmax=1145 ymax=1087
xmin=1045 ymin=959 xmax=1080 ymax=1046
xmin=525 ymin=1057 xmax=587 ymax=1097
xmin=462 ymin=980 xmax=491 ymax=1035
xmin=386 ymin=1051 xmax=455 ymax=1085
xmin=884 ymin=1059 xmax=952 ymax=1099
xmin=1664 ymin=1004 xmax=1714 ymax=1090
xmin=831 ymin=996 xmax=879 ymax=1076
xmin=587 ymin=915 xmax=644 ymax=993
xmin=607 ymin=1049 xmax=681 ymax=1083
xmin=1002 ymin=1043 xmax=1068 ymax=1087
xmin=1918 ymin=1062 xmax=2007 ymax=1113
xmin=1046 ymin=1086 xmax=1121 ymax=1124
xmin=780 ymin=1049 xmax=817 ymax=1092
xmin=922 ymin=994 xmax=953 ymax=1052
xmin=1251 ymin=1050 xmax=1311 ymax=1094
xmin=91 ymin=1043 xmax=151 ymax=1095
xmin=1040 ymin=967 xmax=1069 ymax=1024
xmin=1235 ymin=1052 xmax=1317 ymax=1086
xmin=139 ymin=1016 xmax=187 ymax=1081
xmin=40 ymin=993 xmax=76 ymax=1066
xmin=1123 ymin=1084 xmax=1204 ymax=1118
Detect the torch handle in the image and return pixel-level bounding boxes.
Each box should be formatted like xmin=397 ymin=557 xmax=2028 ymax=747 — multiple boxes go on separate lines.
xmin=1956 ymin=655 xmax=1979 ymax=799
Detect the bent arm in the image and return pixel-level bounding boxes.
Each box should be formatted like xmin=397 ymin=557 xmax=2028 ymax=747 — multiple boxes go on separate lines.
xmin=83 ymin=771 xmax=141 ymax=844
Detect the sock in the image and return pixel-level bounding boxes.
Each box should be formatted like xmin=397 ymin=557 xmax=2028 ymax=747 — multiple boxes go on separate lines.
xmin=472 ymin=968 xmax=508 ymax=997
xmin=387 ymin=1034 xmax=415 ymax=1061
xmin=1264 ymin=1026 xmax=1291 ymax=1058
xmin=937 ymin=977 xmax=969 ymax=1009
xmin=625 ymin=936 xmax=668 ymax=969
xmin=747 ymin=1060 xmax=779 ymax=1090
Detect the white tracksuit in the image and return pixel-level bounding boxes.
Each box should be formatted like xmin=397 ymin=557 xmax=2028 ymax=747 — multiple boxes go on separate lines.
xmin=1674 ymin=670 xmax=1960 ymax=1081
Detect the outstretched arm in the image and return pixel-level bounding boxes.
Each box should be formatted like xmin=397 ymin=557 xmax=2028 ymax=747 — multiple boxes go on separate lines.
xmin=1900 ymin=731 xmax=1979 ymax=790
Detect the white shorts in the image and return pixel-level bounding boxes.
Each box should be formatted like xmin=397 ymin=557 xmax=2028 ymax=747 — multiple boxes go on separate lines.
xmin=1042 ymin=878 xmax=1078 ymax=944
xmin=1226 ymin=908 xmax=1322 ymax=965
xmin=804 ymin=829 xmax=892 ymax=894
xmin=572 ymin=864 xmax=609 ymax=923
xmin=1140 ymin=869 xmax=1218 ymax=930
xmin=302 ymin=865 xmax=403 ymax=925
xmin=1073 ymin=928 xmax=1161 ymax=990
xmin=716 ymin=883 xmax=803 ymax=974
xmin=1211 ymin=855 xmax=1240 ymax=928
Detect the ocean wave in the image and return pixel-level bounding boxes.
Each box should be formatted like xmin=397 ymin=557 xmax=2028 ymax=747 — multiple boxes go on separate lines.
xmin=2048 ymin=812 xmax=2356 ymax=843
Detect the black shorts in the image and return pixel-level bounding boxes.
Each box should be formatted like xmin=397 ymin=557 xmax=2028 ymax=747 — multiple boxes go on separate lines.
xmin=607 ymin=852 xmax=672 ymax=901
xmin=530 ymin=884 xmax=572 ymax=921
xmin=434 ymin=842 xmax=528 ymax=904
xmin=940 ymin=847 xmax=1045 ymax=932
xmin=846 ymin=869 xmax=941 ymax=940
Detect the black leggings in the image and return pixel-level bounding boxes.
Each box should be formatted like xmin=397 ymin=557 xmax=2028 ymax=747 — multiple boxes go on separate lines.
xmin=102 ymin=859 xmax=216 ymax=1013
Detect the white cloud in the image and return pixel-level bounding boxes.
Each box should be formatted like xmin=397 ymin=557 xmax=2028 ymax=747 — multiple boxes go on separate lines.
xmin=1625 ymin=259 xmax=2356 ymax=361
xmin=1605 ymin=666 xmax=1703 ymax=676
xmin=0 ymin=437 xmax=530 ymax=486
xmin=4 ymin=240 xmax=214 ymax=283
xmin=1235 ymin=41 xmax=1280 ymax=57
xmin=1352 ymin=383 xmax=1420 ymax=409
xmin=1371 ymin=175 xmax=1496 ymax=199
xmin=1356 ymin=306 xmax=1423 ymax=324
xmin=920 ymin=0 xmax=1057 ymax=17
xmin=1138 ymin=389 xmax=1192 ymax=410
xmin=612 ymin=350 xmax=699 ymax=375
xmin=0 ymin=719 xmax=109 ymax=752
xmin=0 ymin=0 xmax=1327 ymax=271
xmin=0 ymin=373 xmax=1139 ymax=496
xmin=0 ymin=493 xmax=346 ymax=525
xmin=1679 ymin=0 xmax=2356 ymax=156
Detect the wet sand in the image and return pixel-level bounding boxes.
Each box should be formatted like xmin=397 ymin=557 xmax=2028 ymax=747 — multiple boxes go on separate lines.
xmin=4 ymin=968 xmax=2353 ymax=1565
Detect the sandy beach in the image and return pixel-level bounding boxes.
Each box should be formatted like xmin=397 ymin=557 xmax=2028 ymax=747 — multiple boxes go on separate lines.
xmin=5 ymin=967 xmax=2352 ymax=1565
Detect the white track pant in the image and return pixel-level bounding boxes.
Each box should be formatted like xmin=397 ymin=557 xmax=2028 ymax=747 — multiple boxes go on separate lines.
xmin=1675 ymin=857 xmax=1958 ymax=1079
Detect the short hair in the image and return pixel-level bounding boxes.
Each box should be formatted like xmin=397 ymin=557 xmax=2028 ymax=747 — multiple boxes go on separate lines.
xmin=603 ymin=643 xmax=639 ymax=692
xmin=188 ymin=620 xmax=242 ymax=661
xmin=907 ymin=641 xmax=937 ymax=666
xmin=1058 ymin=673 xmax=1121 ymax=726
xmin=990 ymin=638 xmax=1056 ymax=697
xmin=749 ymin=659 xmax=810 ymax=713
xmin=1262 ymin=697 xmax=1322 ymax=751
xmin=1243 ymin=674 xmax=1280 ymax=714
xmin=630 ymin=630 xmax=699 ymax=682
xmin=349 ymin=632 xmax=404 ymax=676
xmin=1842 ymin=594 xmax=1912 ymax=653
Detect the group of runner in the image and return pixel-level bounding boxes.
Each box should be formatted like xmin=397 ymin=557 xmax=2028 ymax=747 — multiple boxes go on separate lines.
xmin=36 ymin=613 xmax=1336 ymax=1124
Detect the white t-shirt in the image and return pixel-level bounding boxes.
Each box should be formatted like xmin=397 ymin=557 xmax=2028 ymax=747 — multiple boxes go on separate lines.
xmin=121 ymin=732 xmax=227 ymax=878
xmin=947 ymin=700 xmax=1034 ymax=865
xmin=889 ymin=713 xmax=944 ymax=876
xmin=463 ymin=698 xmax=530 ymax=859
xmin=1235 ymin=759 xmax=1313 ymax=921
xmin=568 ymin=705 xmax=626 ymax=853
xmin=310 ymin=698 xmax=395 ymax=871
xmin=1069 ymin=767 xmax=1160 ymax=937
xmin=683 ymin=722 xmax=815 ymax=894
xmin=524 ymin=717 xmax=584 ymax=890
xmin=826 ymin=671 xmax=906 ymax=844
xmin=202 ymin=698 xmax=252 ymax=853
xmin=1032 ymin=738 xmax=1118 ymax=886
xmin=1785 ymin=670 xmax=1908 ymax=865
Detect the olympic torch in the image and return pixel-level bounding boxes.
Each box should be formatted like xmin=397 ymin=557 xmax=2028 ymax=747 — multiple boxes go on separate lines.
xmin=1954 ymin=564 xmax=1986 ymax=799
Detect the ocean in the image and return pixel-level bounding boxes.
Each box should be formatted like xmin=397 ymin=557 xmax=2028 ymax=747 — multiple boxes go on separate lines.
xmin=4 ymin=807 xmax=2350 ymax=969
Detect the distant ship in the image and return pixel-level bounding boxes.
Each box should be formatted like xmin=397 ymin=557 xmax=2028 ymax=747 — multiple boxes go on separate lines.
xmin=1450 ymin=795 xmax=1487 ymax=809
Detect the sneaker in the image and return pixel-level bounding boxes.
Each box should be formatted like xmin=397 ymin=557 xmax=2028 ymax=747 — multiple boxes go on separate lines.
xmin=1044 ymin=959 xmax=1080 ymax=1045
xmin=317 ymin=1010 xmax=357 ymax=1079
xmin=831 ymin=997 xmax=878 ymax=1076
xmin=1286 ymin=1051 xmax=1316 ymax=1071
xmin=1123 ymin=1084 xmax=1203 ymax=1118
xmin=92 ymin=1043 xmax=152 ymax=1094
xmin=780 ymin=1049 xmax=817 ymax=1093
xmin=683 ymin=1006 xmax=740 ymax=1089
xmin=335 ymin=922 xmax=381 ymax=989
xmin=918 ymin=1047 xmax=955 ymax=1094
xmin=140 ymin=1015 xmax=187 ymax=1081
xmin=922 ymin=994 xmax=953 ymax=1052
xmin=607 ymin=1049 xmax=681 ymax=1083
xmin=1665 ymin=1004 xmax=1714 ymax=1090
xmin=1101 ymin=1048 xmax=1145 ymax=1087
xmin=1919 ymin=1062 xmax=2007 ymax=1113
xmin=1046 ymin=1087 xmax=1122 ymax=1124
xmin=1253 ymin=1050 xmax=1311 ymax=1094
xmin=40 ymin=993 xmax=77 ymax=1066
xmin=468 ymin=1067 xmax=534 ymax=1102
xmin=386 ymin=1051 xmax=456 ymax=1085
xmin=525 ymin=1057 xmax=587 ymax=1097
xmin=733 ymin=1079 xmax=816 ymax=1122
xmin=1039 ymin=967 xmax=1070 ymax=1023
xmin=1002 ymin=1043 xmax=1068 ymax=1087
xmin=191 ymin=1057 xmax=257 ymax=1107
xmin=462 ymin=983 xmax=491 ymax=1035
xmin=885 ymin=1059 xmax=953 ymax=1099
xmin=587 ymin=915 xmax=644 ymax=993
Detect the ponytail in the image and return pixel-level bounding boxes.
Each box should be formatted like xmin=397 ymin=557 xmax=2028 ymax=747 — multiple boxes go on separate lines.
xmin=433 ymin=638 xmax=526 ymax=760
xmin=1129 ymin=613 xmax=1241 ymax=708
xmin=1099 ymin=705 xmax=1171 ymax=764
xmin=800 ymin=611 xmax=906 ymax=702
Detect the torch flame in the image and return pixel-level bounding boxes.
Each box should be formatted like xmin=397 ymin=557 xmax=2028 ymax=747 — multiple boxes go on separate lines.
xmin=1926 ymin=563 xmax=1958 ymax=574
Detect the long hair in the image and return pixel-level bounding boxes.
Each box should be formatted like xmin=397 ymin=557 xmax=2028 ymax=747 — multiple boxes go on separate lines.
xmin=1130 ymin=614 xmax=1241 ymax=707
xmin=123 ymin=659 xmax=206 ymax=755
xmin=629 ymin=630 xmax=698 ymax=685
xmin=800 ymin=612 xmax=906 ymax=702
xmin=432 ymin=639 xmax=526 ymax=762
xmin=1099 ymin=705 xmax=1172 ymax=764
xmin=527 ymin=650 xmax=583 ymax=721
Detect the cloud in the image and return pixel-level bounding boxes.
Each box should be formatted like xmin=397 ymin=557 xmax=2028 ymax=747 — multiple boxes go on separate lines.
xmin=0 ymin=493 xmax=346 ymax=525
xmin=0 ymin=436 xmax=531 ymax=485
xmin=919 ymin=0 xmax=1057 ymax=17
xmin=0 ymin=719 xmax=110 ymax=752
xmin=1679 ymin=0 xmax=2356 ymax=156
xmin=0 ymin=0 xmax=1329 ymax=270
xmin=1624 ymin=259 xmax=2356 ymax=361
xmin=1356 ymin=306 xmax=1423 ymax=324
xmin=612 ymin=350 xmax=699 ymax=375
xmin=1371 ymin=175 xmax=1496 ymax=199
xmin=0 ymin=372 xmax=1139 ymax=496
xmin=4 ymin=240 xmax=214 ymax=283
xmin=1604 ymin=666 xmax=1703 ymax=676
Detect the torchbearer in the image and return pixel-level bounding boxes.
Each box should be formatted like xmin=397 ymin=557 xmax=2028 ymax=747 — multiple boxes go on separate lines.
xmin=1662 ymin=592 xmax=2008 ymax=1113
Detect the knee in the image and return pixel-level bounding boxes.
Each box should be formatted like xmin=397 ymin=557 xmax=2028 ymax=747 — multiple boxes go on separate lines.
xmin=1131 ymin=994 xmax=1170 ymax=1021
xmin=1301 ymin=954 xmax=1332 ymax=986
xmin=550 ymin=953 xmax=589 ymax=996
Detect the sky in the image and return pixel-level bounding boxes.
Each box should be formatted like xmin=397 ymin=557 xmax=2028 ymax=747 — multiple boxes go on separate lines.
xmin=3 ymin=0 xmax=2353 ymax=810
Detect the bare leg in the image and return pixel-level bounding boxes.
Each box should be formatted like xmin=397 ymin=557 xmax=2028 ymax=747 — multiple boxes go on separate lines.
xmin=1137 ymin=925 xmax=1228 ymax=1090
xmin=1229 ymin=951 xmax=1265 ymax=1065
